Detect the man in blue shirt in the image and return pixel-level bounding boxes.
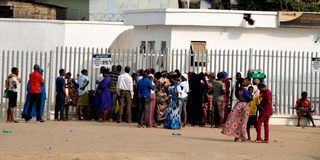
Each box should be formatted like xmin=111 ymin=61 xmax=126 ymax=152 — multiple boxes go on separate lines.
xmin=137 ymin=70 xmax=154 ymax=127
xmin=55 ymin=69 xmax=67 ymax=120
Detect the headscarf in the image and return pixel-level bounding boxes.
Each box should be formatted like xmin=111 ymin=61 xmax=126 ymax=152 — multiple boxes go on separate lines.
xmin=39 ymin=68 xmax=44 ymax=75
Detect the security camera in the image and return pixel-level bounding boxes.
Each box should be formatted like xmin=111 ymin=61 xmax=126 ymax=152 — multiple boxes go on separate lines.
xmin=244 ymin=14 xmax=255 ymax=25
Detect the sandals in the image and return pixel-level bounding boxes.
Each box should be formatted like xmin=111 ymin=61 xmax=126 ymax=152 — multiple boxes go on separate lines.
xmin=252 ymin=140 xmax=262 ymax=143
xmin=252 ymin=140 xmax=269 ymax=143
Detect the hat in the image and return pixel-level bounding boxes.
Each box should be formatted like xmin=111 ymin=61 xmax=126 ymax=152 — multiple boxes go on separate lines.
xmin=182 ymin=73 xmax=188 ymax=79
xmin=39 ymin=68 xmax=44 ymax=74
xmin=257 ymin=82 xmax=266 ymax=88
xmin=221 ymin=71 xmax=228 ymax=78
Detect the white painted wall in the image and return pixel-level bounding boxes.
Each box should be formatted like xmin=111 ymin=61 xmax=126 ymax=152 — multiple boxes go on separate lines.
xmin=89 ymin=0 xmax=178 ymax=21
xmin=124 ymin=9 xmax=278 ymax=28
xmin=170 ymin=26 xmax=320 ymax=51
xmin=132 ymin=25 xmax=172 ymax=51
xmin=0 ymin=18 xmax=133 ymax=51
xmin=0 ymin=19 xmax=65 ymax=51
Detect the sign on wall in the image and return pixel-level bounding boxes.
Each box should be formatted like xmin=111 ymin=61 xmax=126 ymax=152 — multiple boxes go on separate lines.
xmin=92 ymin=54 xmax=112 ymax=69
xmin=312 ymin=58 xmax=320 ymax=72
xmin=279 ymin=12 xmax=320 ymax=28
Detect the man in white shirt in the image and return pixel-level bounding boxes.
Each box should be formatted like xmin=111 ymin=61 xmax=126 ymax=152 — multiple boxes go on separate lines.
xmin=116 ymin=66 xmax=134 ymax=123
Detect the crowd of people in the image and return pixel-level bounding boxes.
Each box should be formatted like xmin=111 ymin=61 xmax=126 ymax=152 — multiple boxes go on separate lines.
xmin=4 ymin=64 xmax=317 ymax=143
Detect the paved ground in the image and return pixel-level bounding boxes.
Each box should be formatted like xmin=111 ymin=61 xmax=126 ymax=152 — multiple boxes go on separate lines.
xmin=0 ymin=121 xmax=319 ymax=160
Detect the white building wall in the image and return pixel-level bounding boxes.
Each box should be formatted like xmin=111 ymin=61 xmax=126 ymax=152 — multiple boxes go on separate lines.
xmin=64 ymin=22 xmax=133 ymax=48
xmin=0 ymin=19 xmax=65 ymax=51
xmin=89 ymin=0 xmax=178 ymax=21
xmin=0 ymin=19 xmax=133 ymax=51
xmin=170 ymin=26 xmax=320 ymax=51
xmin=132 ymin=25 xmax=172 ymax=51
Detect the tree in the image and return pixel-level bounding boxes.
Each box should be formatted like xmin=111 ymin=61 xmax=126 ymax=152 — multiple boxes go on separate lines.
xmin=235 ymin=0 xmax=319 ymax=12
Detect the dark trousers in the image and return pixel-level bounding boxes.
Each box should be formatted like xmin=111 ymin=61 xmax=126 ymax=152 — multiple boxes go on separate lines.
xmin=54 ymin=93 xmax=65 ymax=120
xmin=190 ymin=100 xmax=202 ymax=125
xmin=118 ymin=90 xmax=132 ymax=122
xmin=26 ymin=93 xmax=42 ymax=120
xmin=138 ymin=96 xmax=151 ymax=126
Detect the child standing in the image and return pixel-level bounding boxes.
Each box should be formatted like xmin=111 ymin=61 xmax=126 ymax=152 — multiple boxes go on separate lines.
xmin=247 ymin=86 xmax=259 ymax=141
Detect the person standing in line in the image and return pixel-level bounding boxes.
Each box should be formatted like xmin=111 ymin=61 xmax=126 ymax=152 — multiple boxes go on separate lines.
xmin=164 ymin=72 xmax=181 ymax=129
xmin=137 ymin=70 xmax=154 ymax=128
xmin=76 ymin=69 xmax=90 ymax=120
xmin=55 ymin=69 xmax=67 ymax=121
xmin=253 ymin=82 xmax=273 ymax=143
xmin=109 ymin=65 xmax=121 ymax=122
xmin=148 ymin=74 xmax=156 ymax=127
xmin=96 ymin=68 xmax=112 ymax=122
xmin=96 ymin=66 xmax=106 ymax=85
xmin=6 ymin=67 xmax=21 ymax=123
xmin=25 ymin=64 xmax=45 ymax=122
xmin=177 ymin=73 xmax=189 ymax=127
xmin=212 ymin=72 xmax=226 ymax=128
xmin=64 ymin=72 xmax=74 ymax=120
xmin=116 ymin=66 xmax=134 ymax=123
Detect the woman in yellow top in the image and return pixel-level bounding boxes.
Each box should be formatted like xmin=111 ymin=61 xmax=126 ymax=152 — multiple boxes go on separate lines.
xmin=247 ymin=86 xmax=259 ymax=141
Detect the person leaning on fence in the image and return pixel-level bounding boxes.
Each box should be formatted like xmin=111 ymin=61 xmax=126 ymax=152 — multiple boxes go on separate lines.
xmin=295 ymin=92 xmax=316 ymax=127
xmin=6 ymin=67 xmax=21 ymax=123
xmin=55 ymin=69 xmax=67 ymax=121
xmin=116 ymin=66 xmax=134 ymax=123
xmin=25 ymin=64 xmax=45 ymax=122
xmin=76 ymin=69 xmax=90 ymax=120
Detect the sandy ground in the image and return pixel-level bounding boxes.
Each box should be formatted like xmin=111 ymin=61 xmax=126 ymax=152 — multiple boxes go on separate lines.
xmin=0 ymin=121 xmax=320 ymax=160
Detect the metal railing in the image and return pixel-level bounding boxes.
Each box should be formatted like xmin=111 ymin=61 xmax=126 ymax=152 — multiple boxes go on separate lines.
xmin=0 ymin=47 xmax=319 ymax=120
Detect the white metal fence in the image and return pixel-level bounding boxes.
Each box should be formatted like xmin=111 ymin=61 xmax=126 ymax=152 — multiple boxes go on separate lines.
xmin=0 ymin=47 xmax=319 ymax=119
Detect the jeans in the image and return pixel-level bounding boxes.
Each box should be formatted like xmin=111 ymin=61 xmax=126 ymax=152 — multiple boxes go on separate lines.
xmin=138 ymin=96 xmax=151 ymax=126
xmin=179 ymin=97 xmax=188 ymax=124
xmin=54 ymin=93 xmax=65 ymax=120
xmin=109 ymin=92 xmax=117 ymax=119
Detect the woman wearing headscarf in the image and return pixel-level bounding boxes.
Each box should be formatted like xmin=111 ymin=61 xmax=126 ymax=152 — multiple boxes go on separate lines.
xmin=95 ymin=68 xmax=112 ymax=122
xmin=164 ymin=72 xmax=181 ymax=129
xmin=21 ymin=68 xmax=46 ymax=119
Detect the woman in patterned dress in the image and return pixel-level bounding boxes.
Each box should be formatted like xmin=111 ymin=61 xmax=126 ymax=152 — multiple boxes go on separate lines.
xmin=221 ymin=78 xmax=252 ymax=142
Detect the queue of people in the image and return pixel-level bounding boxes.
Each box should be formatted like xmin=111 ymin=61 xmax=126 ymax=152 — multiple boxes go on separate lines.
xmin=3 ymin=64 xmax=317 ymax=143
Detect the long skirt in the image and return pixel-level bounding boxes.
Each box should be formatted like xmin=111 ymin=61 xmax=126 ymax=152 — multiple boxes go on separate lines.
xmin=221 ymin=102 xmax=249 ymax=140
xmin=164 ymin=100 xmax=181 ymax=129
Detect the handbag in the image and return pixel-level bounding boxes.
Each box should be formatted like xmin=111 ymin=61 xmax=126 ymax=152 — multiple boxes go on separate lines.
xmin=3 ymin=89 xmax=9 ymax=98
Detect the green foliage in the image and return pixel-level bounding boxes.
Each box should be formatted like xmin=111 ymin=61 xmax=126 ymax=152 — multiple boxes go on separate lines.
xmin=235 ymin=0 xmax=320 ymax=12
